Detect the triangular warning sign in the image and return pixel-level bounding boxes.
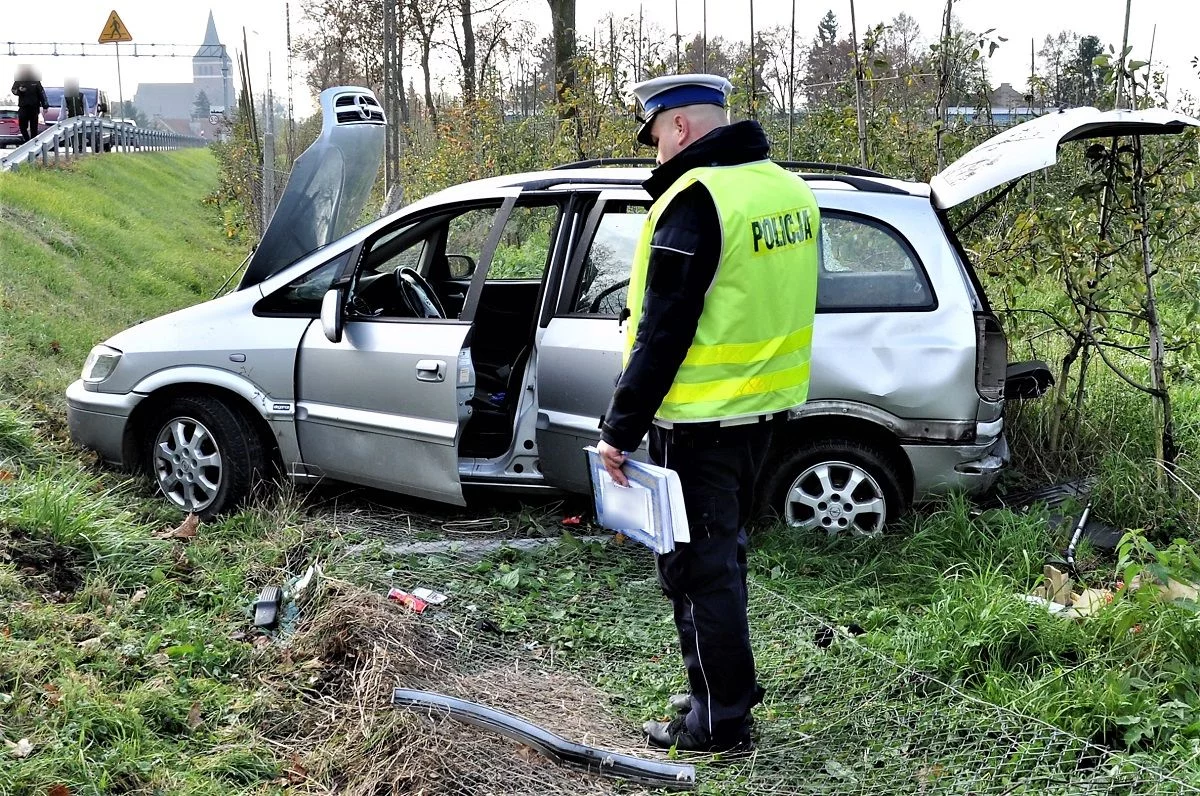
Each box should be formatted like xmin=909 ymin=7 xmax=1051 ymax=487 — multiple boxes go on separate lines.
xmin=98 ymin=10 xmax=132 ymax=44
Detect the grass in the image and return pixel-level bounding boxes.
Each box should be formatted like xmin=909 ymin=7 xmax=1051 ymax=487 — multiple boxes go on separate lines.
xmin=4 ymin=149 xmax=1200 ymax=793
xmin=0 ymin=149 xmax=246 ymax=413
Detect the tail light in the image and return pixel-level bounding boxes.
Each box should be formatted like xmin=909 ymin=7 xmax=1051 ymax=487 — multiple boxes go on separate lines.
xmin=975 ymin=313 xmax=1007 ymax=402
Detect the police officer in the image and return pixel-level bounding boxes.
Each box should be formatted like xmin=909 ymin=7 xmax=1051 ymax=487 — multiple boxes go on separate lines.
xmin=595 ymin=74 xmax=820 ymax=753
xmin=10 ymin=65 xmax=49 ymax=143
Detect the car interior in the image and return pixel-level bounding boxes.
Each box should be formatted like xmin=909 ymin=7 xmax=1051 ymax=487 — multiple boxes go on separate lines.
xmin=348 ymin=203 xmax=559 ymax=460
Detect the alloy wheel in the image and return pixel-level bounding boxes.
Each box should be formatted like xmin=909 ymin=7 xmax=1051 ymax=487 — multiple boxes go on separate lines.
xmin=153 ymin=416 xmax=224 ymax=513
xmin=784 ymin=460 xmax=886 ymax=536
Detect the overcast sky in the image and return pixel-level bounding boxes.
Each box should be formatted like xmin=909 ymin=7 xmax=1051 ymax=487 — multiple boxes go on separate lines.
xmin=2 ymin=1 xmax=1197 ymax=119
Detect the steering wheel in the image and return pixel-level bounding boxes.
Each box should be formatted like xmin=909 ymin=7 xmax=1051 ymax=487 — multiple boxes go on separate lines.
xmin=588 ymin=279 xmax=631 ymax=315
xmin=395 ymin=266 xmax=446 ymax=319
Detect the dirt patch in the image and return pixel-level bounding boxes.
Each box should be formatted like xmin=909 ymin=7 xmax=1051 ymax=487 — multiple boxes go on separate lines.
xmin=259 ymin=585 xmax=652 ymax=795
xmin=1 ymin=528 xmax=84 ymax=595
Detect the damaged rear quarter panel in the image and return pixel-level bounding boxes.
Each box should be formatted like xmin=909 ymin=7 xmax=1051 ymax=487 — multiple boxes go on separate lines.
xmin=807 ymin=191 xmax=980 ymax=426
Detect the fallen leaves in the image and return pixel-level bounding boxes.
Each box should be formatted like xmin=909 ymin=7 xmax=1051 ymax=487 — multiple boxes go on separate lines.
xmin=186 ymin=701 xmax=203 ymax=730
xmin=77 ymin=637 xmax=102 ymax=654
xmin=6 ymin=737 xmax=33 ymax=758
xmin=157 ymin=513 xmax=200 ymax=540
xmin=48 ymin=785 xmax=71 ymax=796
xmin=130 ymin=588 xmax=148 ymax=606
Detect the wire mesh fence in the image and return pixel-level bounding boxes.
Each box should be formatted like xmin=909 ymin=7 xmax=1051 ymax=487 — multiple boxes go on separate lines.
xmin=270 ymin=498 xmax=1200 ymax=795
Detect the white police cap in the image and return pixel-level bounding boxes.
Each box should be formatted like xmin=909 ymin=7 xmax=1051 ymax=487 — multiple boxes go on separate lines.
xmin=626 ymin=73 xmax=733 ymax=146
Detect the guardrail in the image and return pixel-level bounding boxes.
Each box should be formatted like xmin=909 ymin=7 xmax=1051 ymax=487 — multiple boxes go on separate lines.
xmin=0 ymin=117 xmax=207 ymax=172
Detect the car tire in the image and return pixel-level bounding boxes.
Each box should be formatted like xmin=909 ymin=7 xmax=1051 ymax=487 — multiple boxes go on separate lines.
xmin=147 ymin=396 xmax=266 ymax=520
xmin=758 ymin=437 xmax=908 ymax=537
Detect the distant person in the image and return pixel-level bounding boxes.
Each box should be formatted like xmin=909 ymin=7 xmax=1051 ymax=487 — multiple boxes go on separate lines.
xmin=63 ymin=78 xmax=86 ymax=119
xmin=10 ymin=65 xmax=49 ymax=143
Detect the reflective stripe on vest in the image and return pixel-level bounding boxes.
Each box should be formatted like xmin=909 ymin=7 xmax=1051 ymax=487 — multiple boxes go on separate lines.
xmin=624 ymin=160 xmax=820 ymax=423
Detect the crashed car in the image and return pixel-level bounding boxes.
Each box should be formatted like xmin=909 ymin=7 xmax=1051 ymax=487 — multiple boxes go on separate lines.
xmin=64 ymin=86 xmax=1197 ymax=531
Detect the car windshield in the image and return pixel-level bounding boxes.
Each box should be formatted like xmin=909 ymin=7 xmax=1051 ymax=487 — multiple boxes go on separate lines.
xmin=44 ymin=88 xmax=63 ymax=106
xmin=0 ymin=109 xmax=17 ymax=120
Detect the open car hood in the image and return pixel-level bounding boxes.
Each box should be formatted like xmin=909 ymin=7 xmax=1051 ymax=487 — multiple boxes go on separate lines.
xmin=238 ymin=86 xmax=386 ymax=289
xmin=930 ymin=107 xmax=1200 ymax=210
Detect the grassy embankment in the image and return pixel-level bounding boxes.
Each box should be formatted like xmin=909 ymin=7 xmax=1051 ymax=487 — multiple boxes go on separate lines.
xmin=3 ymin=150 xmax=1200 ymax=793
xmin=0 ymin=151 xmax=299 ymax=794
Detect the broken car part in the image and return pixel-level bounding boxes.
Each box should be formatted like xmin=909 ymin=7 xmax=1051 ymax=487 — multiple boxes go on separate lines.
xmin=253 ymin=585 xmax=282 ymax=628
xmin=391 ymin=688 xmax=696 ymax=790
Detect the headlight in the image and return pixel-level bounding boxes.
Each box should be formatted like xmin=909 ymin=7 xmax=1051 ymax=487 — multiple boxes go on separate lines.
xmin=82 ymin=344 xmax=123 ymax=383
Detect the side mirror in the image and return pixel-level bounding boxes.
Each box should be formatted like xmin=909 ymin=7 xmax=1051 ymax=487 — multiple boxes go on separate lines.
xmin=320 ymin=287 xmax=345 ymax=343
xmin=446 ymin=254 xmax=476 ymax=279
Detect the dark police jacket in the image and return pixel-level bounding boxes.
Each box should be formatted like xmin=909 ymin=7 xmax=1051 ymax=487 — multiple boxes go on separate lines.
xmin=11 ymin=80 xmax=49 ymax=110
xmin=600 ymin=120 xmax=772 ymax=452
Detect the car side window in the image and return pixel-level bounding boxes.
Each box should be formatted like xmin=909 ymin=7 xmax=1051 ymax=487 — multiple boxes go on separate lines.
xmin=255 ymin=253 xmax=349 ymax=316
xmin=817 ymin=213 xmax=934 ymax=311
xmin=572 ymin=204 xmax=647 ymax=315
xmin=468 ymin=205 xmax=560 ymax=280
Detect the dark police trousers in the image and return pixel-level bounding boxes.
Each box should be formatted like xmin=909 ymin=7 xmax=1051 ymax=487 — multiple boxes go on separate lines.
xmin=650 ymin=419 xmax=775 ymax=744
xmin=18 ymin=107 xmax=38 ymax=142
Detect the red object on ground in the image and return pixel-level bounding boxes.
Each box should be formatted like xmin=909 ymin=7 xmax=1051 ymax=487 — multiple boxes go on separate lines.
xmin=387 ymin=588 xmax=428 ymax=613
xmin=561 ymin=515 xmax=583 ymax=526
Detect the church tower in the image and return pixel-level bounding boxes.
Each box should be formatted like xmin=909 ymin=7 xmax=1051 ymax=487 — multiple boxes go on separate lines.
xmin=192 ymin=11 xmax=234 ymax=116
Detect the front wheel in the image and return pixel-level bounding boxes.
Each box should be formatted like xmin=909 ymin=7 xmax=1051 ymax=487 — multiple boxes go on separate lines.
xmin=147 ymin=396 xmax=266 ymax=519
xmin=758 ymin=438 xmax=907 ymax=537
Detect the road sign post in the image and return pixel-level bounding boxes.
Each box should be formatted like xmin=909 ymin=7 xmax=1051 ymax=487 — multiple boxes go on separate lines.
xmin=98 ymin=10 xmax=132 ymax=117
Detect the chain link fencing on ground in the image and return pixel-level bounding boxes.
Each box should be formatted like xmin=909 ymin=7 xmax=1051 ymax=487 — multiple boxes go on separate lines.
xmin=263 ymin=497 xmax=1200 ymax=795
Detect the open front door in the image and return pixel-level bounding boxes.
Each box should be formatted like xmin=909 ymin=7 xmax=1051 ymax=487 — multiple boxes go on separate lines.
xmin=293 ymin=195 xmax=523 ymax=505
xmin=295 ymin=320 xmax=473 ymax=504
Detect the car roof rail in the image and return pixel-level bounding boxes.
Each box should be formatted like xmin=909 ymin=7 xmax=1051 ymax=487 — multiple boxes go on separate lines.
xmin=774 ymin=160 xmax=889 ymax=178
xmin=551 ymin=157 xmax=890 ymax=179
xmin=550 ymin=158 xmax=657 ymax=170
xmin=520 ymin=173 xmax=908 ymax=195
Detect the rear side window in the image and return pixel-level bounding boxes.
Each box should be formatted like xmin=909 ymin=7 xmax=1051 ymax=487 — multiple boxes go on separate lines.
xmin=571 ymin=204 xmax=646 ymax=315
xmin=818 ymin=213 xmax=934 ymax=311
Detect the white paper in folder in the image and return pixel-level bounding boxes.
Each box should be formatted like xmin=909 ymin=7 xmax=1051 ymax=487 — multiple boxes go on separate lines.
xmin=585 ymin=447 xmax=690 ymax=554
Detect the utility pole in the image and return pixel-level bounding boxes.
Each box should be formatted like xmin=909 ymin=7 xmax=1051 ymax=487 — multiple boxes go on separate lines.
xmin=1116 ymin=0 xmax=1132 ymax=109
xmin=703 ymin=0 xmax=708 ymax=72
xmin=262 ymin=60 xmax=275 ymax=231
xmin=788 ymin=0 xmax=795 ymax=159
xmin=935 ymin=0 xmax=954 ymax=171
xmin=637 ymin=5 xmax=644 ymax=82
xmin=749 ymin=0 xmax=756 ymax=119
xmin=675 ymin=0 xmax=680 ymax=73
xmin=286 ymin=3 xmax=296 ymax=164
xmin=849 ymin=0 xmax=868 ymax=167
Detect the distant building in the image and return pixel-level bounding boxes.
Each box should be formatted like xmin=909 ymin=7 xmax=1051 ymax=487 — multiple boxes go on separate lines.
xmin=946 ymin=82 xmax=1037 ymax=126
xmin=134 ymin=11 xmax=235 ymax=123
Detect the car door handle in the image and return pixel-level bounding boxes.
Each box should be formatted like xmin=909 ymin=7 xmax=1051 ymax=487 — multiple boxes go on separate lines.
xmin=415 ymin=359 xmax=445 ymax=382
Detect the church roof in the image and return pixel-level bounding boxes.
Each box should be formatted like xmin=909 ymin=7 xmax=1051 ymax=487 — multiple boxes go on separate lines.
xmin=196 ymin=11 xmax=228 ymax=59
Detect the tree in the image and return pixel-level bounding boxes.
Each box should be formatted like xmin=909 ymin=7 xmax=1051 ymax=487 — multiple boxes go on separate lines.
xmin=805 ymin=24 xmax=854 ymax=107
xmin=119 ymin=100 xmax=147 ymax=127
xmin=193 ymin=90 xmax=211 ymax=119
xmin=295 ymin=0 xmax=384 ymax=94
xmin=448 ymin=0 xmax=515 ymax=106
xmin=545 ymin=0 xmax=576 ymax=122
xmin=817 ymin=10 xmax=838 ymax=46
xmin=408 ymin=0 xmax=446 ymax=128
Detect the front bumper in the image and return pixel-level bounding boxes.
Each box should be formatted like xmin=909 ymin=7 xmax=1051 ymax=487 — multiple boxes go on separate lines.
xmin=903 ymin=434 xmax=1009 ymax=500
xmin=65 ymin=379 xmax=141 ymax=466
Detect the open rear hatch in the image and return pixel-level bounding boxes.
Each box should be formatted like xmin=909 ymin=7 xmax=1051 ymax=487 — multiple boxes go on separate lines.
xmin=933 ymin=107 xmax=1200 ymax=402
xmin=930 ymin=106 xmax=1199 ymax=211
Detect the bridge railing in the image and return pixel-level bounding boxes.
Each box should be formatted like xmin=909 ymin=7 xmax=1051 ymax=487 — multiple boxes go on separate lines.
xmin=0 ymin=118 xmax=207 ymax=172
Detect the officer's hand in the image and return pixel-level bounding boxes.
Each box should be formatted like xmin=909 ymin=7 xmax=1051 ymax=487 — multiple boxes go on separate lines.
xmin=597 ymin=440 xmax=628 ymax=487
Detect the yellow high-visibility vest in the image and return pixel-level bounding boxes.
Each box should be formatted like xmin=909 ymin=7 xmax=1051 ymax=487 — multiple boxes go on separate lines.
xmin=624 ymin=160 xmax=820 ymax=423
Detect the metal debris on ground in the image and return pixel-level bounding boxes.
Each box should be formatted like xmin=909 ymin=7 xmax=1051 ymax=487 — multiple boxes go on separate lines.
xmin=392 ymin=688 xmax=696 ymax=790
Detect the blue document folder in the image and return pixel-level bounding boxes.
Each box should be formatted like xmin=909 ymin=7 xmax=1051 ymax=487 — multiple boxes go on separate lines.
xmin=585 ymin=447 xmax=690 ymax=554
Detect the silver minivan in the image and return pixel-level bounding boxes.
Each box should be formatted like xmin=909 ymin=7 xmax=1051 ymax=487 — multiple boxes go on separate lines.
xmin=65 ymin=87 xmax=1197 ymax=531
